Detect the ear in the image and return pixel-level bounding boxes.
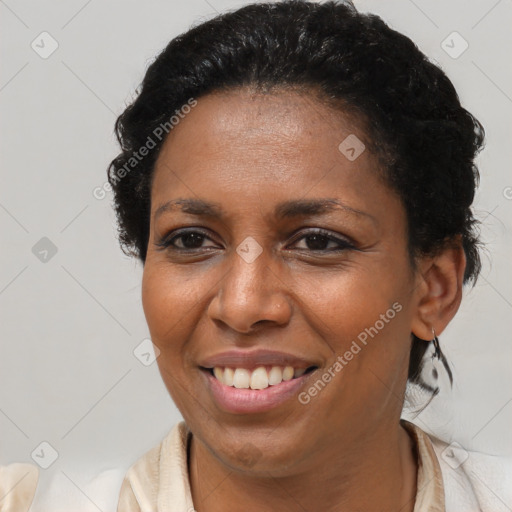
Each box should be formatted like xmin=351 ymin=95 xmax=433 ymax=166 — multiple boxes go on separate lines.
xmin=411 ymin=237 xmax=466 ymax=340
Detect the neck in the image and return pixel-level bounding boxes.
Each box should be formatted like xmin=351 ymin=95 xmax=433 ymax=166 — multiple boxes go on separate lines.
xmin=189 ymin=419 xmax=418 ymax=512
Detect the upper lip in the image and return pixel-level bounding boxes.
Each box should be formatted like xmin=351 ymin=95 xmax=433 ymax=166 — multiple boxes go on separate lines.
xmin=198 ymin=349 xmax=319 ymax=370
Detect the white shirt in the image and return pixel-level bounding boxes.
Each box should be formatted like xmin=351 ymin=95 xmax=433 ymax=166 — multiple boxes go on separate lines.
xmin=4 ymin=420 xmax=509 ymax=511
xmin=116 ymin=420 xmax=512 ymax=511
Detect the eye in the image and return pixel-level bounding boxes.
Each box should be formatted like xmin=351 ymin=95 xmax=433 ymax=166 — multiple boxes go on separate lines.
xmin=155 ymin=229 xmax=219 ymax=251
xmin=155 ymin=227 xmax=355 ymax=254
xmin=288 ymin=229 xmax=355 ymax=252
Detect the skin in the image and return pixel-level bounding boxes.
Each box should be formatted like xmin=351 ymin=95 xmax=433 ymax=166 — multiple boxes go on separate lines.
xmin=141 ymin=87 xmax=466 ymax=511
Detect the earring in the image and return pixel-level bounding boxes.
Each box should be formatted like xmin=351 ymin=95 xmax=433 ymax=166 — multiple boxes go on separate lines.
xmin=430 ymin=327 xmax=453 ymax=385
xmin=431 ymin=327 xmax=441 ymax=360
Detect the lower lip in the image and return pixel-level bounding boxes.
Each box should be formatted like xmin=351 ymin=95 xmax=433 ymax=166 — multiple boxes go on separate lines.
xmin=201 ymin=369 xmax=313 ymax=414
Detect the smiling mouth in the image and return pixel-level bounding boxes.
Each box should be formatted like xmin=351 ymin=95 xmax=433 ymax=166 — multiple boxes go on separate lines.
xmin=200 ymin=365 xmax=318 ymax=390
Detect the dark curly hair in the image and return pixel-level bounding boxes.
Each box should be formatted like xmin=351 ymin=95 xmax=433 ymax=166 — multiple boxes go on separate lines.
xmin=107 ymin=0 xmax=485 ymax=391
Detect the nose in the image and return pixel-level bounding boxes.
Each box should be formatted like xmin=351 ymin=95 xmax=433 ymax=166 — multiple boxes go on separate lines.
xmin=207 ymin=245 xmax=292 ymax=334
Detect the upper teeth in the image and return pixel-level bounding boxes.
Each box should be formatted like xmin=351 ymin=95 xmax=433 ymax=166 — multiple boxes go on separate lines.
xmin=212 ymin=366 xmax=307 ymax=390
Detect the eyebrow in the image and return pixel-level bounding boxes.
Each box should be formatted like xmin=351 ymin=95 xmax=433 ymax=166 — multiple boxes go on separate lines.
xmin=154 ymin=198 xmax=376 ymax=224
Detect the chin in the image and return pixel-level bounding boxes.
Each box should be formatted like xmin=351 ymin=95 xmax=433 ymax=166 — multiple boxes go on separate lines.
xmin=201 ymin=421 xmax=314 ymax=475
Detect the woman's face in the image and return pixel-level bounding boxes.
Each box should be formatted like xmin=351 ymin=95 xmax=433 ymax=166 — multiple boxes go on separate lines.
xmin=142 ymin=88 xmax=424 ymax=474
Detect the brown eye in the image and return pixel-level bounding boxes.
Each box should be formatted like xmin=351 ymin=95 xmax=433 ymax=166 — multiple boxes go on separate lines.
xmin=156 ymin=229 xmax=219 ymax=251
xmin=290 ymin=229 xmax=355 ymax=252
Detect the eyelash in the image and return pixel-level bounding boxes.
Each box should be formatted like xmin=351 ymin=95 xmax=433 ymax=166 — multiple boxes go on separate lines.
xmin=155 ymin=227 xmax=356 ymax=254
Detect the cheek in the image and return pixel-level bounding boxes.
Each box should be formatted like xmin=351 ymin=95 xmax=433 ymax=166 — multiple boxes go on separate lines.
xmin=307 ymin=265 xmax=412 ymax=389
xmin=141 ymin=263 xmax=196 ymax=351
xmin=141 ymin=264 xmax=201 ymax=409
xmin=306 ymin=265 xmax=404 ymax=336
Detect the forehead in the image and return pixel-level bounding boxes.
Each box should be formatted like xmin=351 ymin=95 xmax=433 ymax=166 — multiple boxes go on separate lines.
xmin=164 ymin=88 xmax=364 ymax=151
xmin=154 ymin=89 xmax=374 ymax=182
xmin=149 ymin=88 xmax=399 ymax=227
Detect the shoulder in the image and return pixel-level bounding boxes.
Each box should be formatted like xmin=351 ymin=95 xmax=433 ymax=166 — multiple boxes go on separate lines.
xmin=426 ymin=430 xmax=512 ymax=512
xmin=116 ymin=421 xmax=193 ymax=512
xmin=117 ymin=443 xmax=162 ymax=511
xmin=0 ymin=463 xmax=39 ymax=512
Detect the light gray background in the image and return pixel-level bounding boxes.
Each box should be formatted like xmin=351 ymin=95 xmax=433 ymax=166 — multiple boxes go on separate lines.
xmin=1 ymin=0 xmax=511 ymax=509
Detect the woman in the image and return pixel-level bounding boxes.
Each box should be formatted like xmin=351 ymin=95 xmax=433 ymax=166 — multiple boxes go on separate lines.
xmin=108 ymin=1 xmax=509 ymax=510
